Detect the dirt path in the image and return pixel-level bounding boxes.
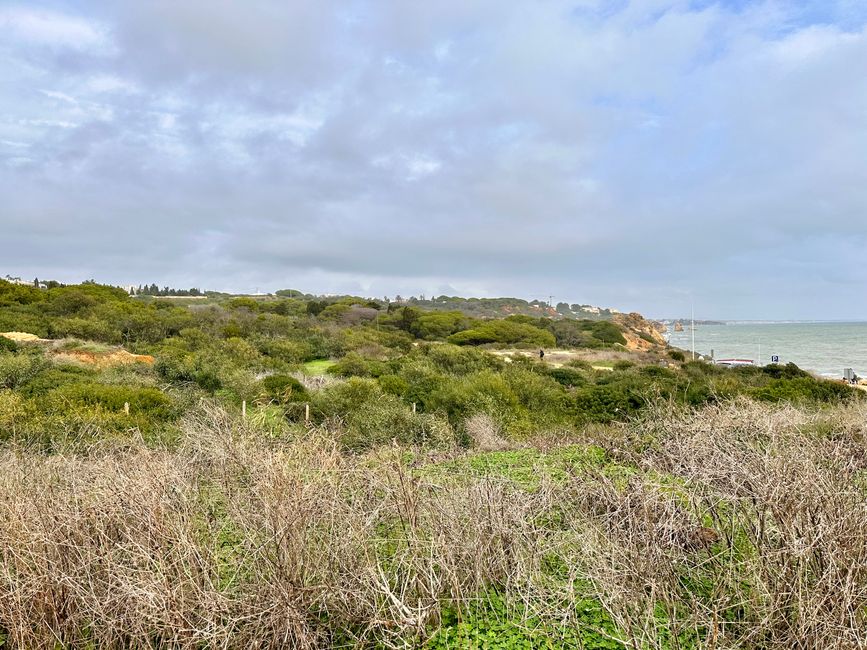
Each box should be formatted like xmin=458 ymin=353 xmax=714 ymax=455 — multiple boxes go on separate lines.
xmin=489 ymin=348 xmax=634 ymax=368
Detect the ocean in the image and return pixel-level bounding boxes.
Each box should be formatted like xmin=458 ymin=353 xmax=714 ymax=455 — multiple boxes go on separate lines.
xmin=666 ymin=321 xmax=867 ymax=379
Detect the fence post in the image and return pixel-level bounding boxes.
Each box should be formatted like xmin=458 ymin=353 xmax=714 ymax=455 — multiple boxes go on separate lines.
xmin=123 ymin=402 xmax=129 ymax=415
xmin=242 ymin=400 xmax=247 ymax=419
xmin=412 ymin=402 xmax=417 ymax=413
xmin=305 ymin=403 xmax=310 ymax=424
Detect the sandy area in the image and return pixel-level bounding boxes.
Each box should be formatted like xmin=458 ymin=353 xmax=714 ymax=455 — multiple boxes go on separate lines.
xmin=0 ymin=331 xmax=45 ymax=342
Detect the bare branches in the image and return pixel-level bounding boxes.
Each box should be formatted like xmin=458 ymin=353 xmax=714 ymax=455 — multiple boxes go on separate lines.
xmin=1 ymin=399 xmax=867 ymax=647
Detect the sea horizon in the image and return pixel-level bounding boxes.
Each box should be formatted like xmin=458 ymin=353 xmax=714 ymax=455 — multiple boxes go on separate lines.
xmin=667 ymin=320 xmax=867 ymax=379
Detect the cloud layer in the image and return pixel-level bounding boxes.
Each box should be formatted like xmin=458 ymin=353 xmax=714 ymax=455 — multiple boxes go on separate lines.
xmin=2 ymin=1 xmax=866 ymax=318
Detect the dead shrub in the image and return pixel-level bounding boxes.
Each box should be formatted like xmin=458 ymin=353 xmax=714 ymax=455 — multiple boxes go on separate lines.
xmin=464 ymin=412 xmax=510 ymax=451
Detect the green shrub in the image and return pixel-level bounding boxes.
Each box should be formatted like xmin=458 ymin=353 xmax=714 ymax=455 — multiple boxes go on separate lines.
xmin=0 ymin=279 xmax=45 ymax=306
xmin=313 ymin=378 xmax=451 ymax=450
xmin=0 ymin=353 xmax=48 ymax=389
xmin=428 ymin=370 xmax=523 ymax=429
xmin=340 ymin=394 xmax=452 ymax=451
xmin=761 ymin=362 xmax=810 ymax=380
xmin=45 ymin=383 xmax=176 ymax=420
xmin=306 ymin=300 xmax=328 ymax=316
xmin=0 ymin=336 xmax=19 ymax=353
xmin=590 ymin=321 xmax=626 ymax=345
xmin=422 ymin=344 xmax=503 ymax=374
xmin=548 ymin=366 xmax=587 ymax=387
xmin=154 ymin=349 xmax=222 ymax=393
xmin=639 ymin=365 xmax=677 ymax=380
xmin=259 ymin=374 xmax=308 ymax=404
xmin=0 ymin=309 xmax=49 ymax=338
xmin=574 ymin=383 xmax=645 ymax=423
xmin=668 ymin=349 xmax=686 ymax=362
xmin=395 ymin=363 xmax=448 ymax=411
xmin=504 ymin=367 xmax=571 ymax=414
xmin=448 ymin=320 xmax=555 ymax=347
xmin=328 ymin=352 xmax=387 ymax=378
xmin=49 ymin=317 xmax=122 ymax=343
xmin=377 ymin=374 xmax=409 ymax=396
xmin=313 ymin=378 xmax=382 ymax=418
xmin=751 ymin=377 xmax=859 ymax=404
xmin=16 ymin=365 xmax=97 ymax=396
xmin=256 ymin=338 xmax=311 ymax=364
xmin=411 ymin=311 xmax=471 ymax=340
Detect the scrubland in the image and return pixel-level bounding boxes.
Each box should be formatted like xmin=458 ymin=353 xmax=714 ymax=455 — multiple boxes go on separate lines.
xmin=1 ymin=280 xmax=866 ymax=648
xmin=3 ymin=400 xmax=867 ymax=648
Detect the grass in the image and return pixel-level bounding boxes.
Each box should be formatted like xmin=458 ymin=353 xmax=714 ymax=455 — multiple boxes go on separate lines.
xmin=422 ymin=444 xmax=614 ymax=490
xmin=303 ymin=359 xmax=337 ymax=375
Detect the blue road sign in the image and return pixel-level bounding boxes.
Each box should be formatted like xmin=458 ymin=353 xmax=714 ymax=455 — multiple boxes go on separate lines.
xmin=771 ymin=355 xmax=779 ymax=363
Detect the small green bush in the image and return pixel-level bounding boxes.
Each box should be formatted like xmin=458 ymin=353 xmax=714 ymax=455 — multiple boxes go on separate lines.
xmin=0 ymin=336 xmax=19 ymax=353
xmin=0 ymin=353 xmax=48 ymax=389
xmin=377 ymin=374 xmax=409 ymax=396
xmin=259 ymin=374 xmax=308 ymax=404
xmin=45 ymin=383 xmax=176 ymax=420
xmin=422 ymin=344 xmax=503 ymax=375
xmin=428 ymin=370 xmax=523 ymax=429
xmin=16 ymin=364 xmax=97 ymax=396
xmin=328 ymin=352 xmax=387 ymax=378
xmin=574 ymin=383 xmax=644 ymax=423
xmin=548 ymin=366 xmax=587 ymax=387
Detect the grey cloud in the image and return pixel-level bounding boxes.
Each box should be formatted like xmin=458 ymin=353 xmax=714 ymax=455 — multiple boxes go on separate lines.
xmin=1 ymin=1 xmax=866 ymax=318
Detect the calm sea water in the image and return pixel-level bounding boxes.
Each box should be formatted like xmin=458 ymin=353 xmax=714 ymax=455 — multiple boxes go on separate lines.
xmin=667 ymin=321 xmax=867 ymax=378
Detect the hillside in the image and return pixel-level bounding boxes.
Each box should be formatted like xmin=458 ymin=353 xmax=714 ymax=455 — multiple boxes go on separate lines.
xmin=286 ymin=292 xmax=623 ymax=321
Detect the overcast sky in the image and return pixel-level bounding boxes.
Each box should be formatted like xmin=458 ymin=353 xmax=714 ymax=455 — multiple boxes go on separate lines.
xmin=2 ymin=1 xmax=866 ymax=319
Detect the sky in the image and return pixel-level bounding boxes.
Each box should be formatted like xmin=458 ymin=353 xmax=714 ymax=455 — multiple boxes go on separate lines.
xmin=1 ymin=0 xmax=866 ymax=319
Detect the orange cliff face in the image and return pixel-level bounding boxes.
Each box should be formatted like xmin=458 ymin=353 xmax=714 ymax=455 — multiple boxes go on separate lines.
xmin=613 ymin=312 xmax=668 ymax=351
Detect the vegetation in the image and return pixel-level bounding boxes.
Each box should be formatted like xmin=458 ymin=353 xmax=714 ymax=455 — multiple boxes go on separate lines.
xmin=369 ymin=294 xmax=621 ymax=320
xmin=0 ymin=277 xmax=864 ymax=647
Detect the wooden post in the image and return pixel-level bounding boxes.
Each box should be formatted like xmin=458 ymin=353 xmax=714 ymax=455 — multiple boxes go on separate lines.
xmin=412 ymin=402 xmax=417 ymax=413
xmin=305 ymin=403 xmax=310 ymax=424
xmin=123 ymin=402 xmax=129 ymax=415
xmin=242 ymin=400 xmax=247 ymax=419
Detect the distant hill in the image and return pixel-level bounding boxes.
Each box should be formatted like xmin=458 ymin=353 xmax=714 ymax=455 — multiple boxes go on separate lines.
xmin=377 ymin=295 xmax=621 ymax=321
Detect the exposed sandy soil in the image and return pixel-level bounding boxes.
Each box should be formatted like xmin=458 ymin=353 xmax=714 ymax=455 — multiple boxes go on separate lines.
xmin=52 ymin=349 xmax=155 ymax=368
xmin=3 ymin=332 xmax=155 ymax=367
xmin=0 ymin=331 xmax=46 ymax=342
xmin=490 ymin=348 xmax=632 ymax=369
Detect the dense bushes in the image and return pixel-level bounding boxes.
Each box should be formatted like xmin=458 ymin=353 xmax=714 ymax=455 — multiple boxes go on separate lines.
xmin=0 ymin=351 xmax=48 ymax=389
xmin=312 ymin=378 xmax=451 ymax=450
xmin=44 ymin=383 xmax=175 ymax=420
xmin=751 ymin=376 xmax=855 ymax=403
xmin=447 ymin=320 xmax=555 ymax=347
xmin=410 ymin=311 xmax=473 ymax=340
xmin=548 ymin=319 xmax=626 ymax=347
xmin=0 ymin=280 xmax=862 ymax=450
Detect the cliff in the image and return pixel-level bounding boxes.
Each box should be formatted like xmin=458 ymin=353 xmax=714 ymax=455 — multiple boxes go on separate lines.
xmin=613 ymin=312 xmax=668 ymax=351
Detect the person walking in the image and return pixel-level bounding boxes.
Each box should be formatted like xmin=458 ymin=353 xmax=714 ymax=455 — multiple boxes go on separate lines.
xmin=539 ymin=349 xmax=545 ymax=361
